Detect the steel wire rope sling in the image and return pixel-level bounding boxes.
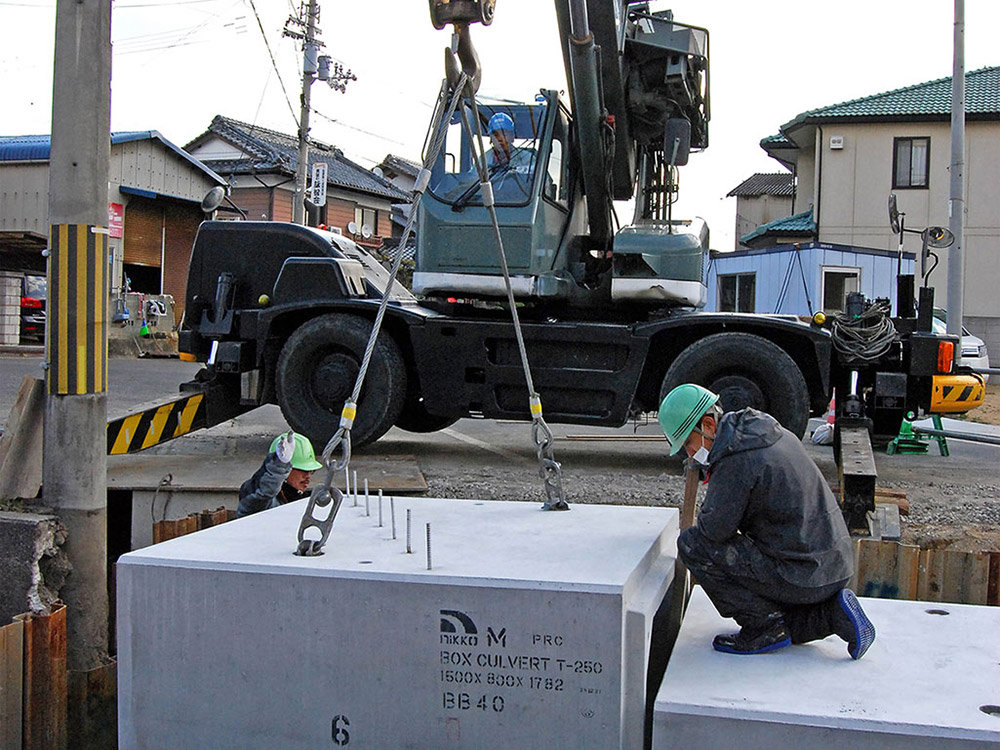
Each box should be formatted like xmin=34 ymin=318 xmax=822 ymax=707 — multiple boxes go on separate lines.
xmin=459 ymin=99 xmax=570 ymax=512
xmin=294 ymin=71 xmax=471 ymax=556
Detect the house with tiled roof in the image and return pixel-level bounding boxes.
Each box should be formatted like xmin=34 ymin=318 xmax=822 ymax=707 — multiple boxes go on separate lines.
xmin=726 ymin=172 xmax=796 ymax=249
xmin=717 ymin=67 xmax=1000 ymax=351
xmin=186 ymin=116 xmax=410 ymax=250
xmin=376 ymin=153 xmax=421 ymax=194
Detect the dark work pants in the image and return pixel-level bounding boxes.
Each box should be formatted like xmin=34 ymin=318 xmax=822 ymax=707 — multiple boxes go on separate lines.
xmin=678 ymin=526 xmax=850 ymax=644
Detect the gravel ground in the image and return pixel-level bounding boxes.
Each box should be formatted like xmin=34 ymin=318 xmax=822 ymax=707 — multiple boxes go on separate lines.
xmin=414 ymin=404 xmax=1000 ymax=554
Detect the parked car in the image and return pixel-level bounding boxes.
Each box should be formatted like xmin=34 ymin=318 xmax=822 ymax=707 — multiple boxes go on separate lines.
xmin=932 ymin=313 xmax=989 ymax=381
xmin=20 ymin=274 xmax=46 ymax=343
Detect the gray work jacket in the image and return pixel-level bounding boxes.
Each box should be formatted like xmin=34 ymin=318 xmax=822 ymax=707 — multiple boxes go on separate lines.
xmin=698 ymin=408 xmax=854 ymax=588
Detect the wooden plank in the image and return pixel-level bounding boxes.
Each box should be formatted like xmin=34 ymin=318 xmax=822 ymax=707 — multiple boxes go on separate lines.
xmin=937 ymin=550 xmax=989 ymax=605
xmin=0 ymin=619 xmax=24 ymax=750
xmin=18 ymin=604 xmax=67 ymax=750
xmin=853 ymin=539 xmax=898 ymax=599
xmin=963 ymin=551 xmax=990 ymax=605
xmin=989 ymin=552 xmax=1000 ymax=606
xmin=874 ymin=540 xmax=902 ymax=597
xmin=897 ymin=544 xmax=921 ymax=600
xmin=852 ymin=538 xmax=880 ymax=597
xmin=917 ymin=548 xmax=944 ymax=602
xmin=848 ymin=538 xmax=861 ymax=593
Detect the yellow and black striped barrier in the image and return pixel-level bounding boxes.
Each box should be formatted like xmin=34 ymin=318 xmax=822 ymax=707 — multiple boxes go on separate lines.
xmin=47 ymin=223 xmax=108 ymax=395
xmin=107 ymin=393 xmax=206 ymax=455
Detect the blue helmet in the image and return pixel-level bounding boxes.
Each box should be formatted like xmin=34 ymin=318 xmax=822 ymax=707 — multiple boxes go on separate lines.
xmin=488 ymin=112 xmax=514 ymax=137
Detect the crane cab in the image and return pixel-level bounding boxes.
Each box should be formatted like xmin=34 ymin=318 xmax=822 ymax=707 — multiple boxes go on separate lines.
xmin=414 ymin=90 xmax=707 ymax=309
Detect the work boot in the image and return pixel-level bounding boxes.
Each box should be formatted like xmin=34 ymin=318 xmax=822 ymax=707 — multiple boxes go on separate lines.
xmin=832 ymin=589 xmax=876 ymax=660
xmin=712 ymin=613 xmax=791 ymax=655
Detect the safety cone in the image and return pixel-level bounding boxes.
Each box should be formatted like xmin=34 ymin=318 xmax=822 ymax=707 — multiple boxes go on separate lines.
xmin=825 ymin=393 xmax=836 ymax=424
xmin=139 ymin=319 xmax=150 ymax=337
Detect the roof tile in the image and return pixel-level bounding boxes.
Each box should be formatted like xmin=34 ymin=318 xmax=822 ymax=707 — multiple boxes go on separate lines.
xmin=787 ymin=66 xmax=1000 ymax=126
xmin=727 ymin=172 xmax=794 ymax=198
xmin=191 ymin=116 xmax=409 ymax=201
xmin=739 ymin=209 xmax=815 ymax=245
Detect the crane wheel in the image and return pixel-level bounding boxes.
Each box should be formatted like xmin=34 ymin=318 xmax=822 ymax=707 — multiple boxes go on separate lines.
xmin=276 ymin=314 xmax=406 ymax=450
xmin=659 ymin=333 xmax=810 ymax=439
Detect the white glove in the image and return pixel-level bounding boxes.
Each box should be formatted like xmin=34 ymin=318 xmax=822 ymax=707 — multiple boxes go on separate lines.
xmin=275 ymin=431 xmax=296 ymax=464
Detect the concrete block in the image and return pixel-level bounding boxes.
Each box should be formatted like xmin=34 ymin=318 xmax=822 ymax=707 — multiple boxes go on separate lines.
xmin=653 ymin=587 xmax=1000 ymax=749
xmin=0 ymin=511 xmax=69 ymax=624
xmin=117 ymin=498 xmax=679 ymax=749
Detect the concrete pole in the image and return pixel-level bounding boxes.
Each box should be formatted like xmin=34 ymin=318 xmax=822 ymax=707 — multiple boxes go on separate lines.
xmin=292 ymin=0 xmax=319 ymax=226
xmin=946 ymin=0 xmax=965 ymax=337
xmin=45 ymin=0 xmax=112 ymax=671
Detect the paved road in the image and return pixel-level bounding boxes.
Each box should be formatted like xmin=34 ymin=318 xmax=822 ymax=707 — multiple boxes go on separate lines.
xmin=1 ymin=355 xmax=203 ymax=427
xmin=5 ymin=353 xmax=999 ymax=522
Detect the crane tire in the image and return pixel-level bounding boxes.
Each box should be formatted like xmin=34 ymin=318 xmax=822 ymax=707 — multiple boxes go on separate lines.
xmin=659 ymin=332 xmax=810 ymax=439
xmin=276 ymin=314 xmax=406 ymax=450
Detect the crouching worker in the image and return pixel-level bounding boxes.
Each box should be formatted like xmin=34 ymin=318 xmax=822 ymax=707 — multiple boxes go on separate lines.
xmin=659 ymin=384 xmax=875 ymax=659
xmin=237 ymin=431 xmax=323 ymax=518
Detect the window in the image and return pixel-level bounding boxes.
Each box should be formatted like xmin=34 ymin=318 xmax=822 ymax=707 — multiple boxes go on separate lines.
xmin=354 ymin=207 xmax=377 ymax=237
xmin=428 ymin=101 xmax=546 ymax=207
xmin=893 ymin=137 xmax=929 ymax=189
xmin=822 ymin=267 xmax=860 ymax=313
xmin=543 ymin=110 xmax=570 ymax=205
xmin=719 ymin=273 xmax=755 ymax=312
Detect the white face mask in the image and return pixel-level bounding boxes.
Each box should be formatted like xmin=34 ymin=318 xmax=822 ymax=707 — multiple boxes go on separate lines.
xmin=692 ymin=444 xmax=711 ymax=467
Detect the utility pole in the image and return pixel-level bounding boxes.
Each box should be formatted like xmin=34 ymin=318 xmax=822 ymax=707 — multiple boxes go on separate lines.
xmin=947 ymin=0 xmax=965 ymax=337
xmin=45 ymin=0 xmax=112 ymax=675
xmin=285 ymin=0 xmax=355 ymax=225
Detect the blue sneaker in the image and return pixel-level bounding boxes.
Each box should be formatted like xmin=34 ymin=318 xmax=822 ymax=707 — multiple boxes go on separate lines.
xmin=837 ymin=589 xmax=876 ymax=660
xmin=712 ymin=614 xmax=791 ymax=655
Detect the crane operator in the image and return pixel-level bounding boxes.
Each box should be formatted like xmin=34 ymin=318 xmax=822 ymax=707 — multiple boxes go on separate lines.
xmin=486 ymin=112 xmax=535 ymax=197
xmin=659 ymin=383 xmax=876 ymax=659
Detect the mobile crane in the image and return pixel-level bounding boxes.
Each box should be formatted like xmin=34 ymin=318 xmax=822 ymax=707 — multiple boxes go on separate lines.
xmin=148 ymin=0 xmax=983 ymax=529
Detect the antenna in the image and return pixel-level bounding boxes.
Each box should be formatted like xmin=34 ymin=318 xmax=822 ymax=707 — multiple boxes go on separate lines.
xmin=361 ymin=224 xmax=373 ymax=239
xmin=347 ymin=221 xmax=358 ymax=235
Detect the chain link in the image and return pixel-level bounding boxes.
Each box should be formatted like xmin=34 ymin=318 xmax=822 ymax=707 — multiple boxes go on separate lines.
xmin=531 ymin=413 xmax=569 ymax=510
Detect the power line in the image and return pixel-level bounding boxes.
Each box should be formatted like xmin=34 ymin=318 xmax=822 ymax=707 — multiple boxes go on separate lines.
xmin=243 ymin=0 xmax=298 ymax=127
xmin=310 ymin=109 xmax=405 ymax=146
xmin=115 ymin=0 xmax=221 ymax=8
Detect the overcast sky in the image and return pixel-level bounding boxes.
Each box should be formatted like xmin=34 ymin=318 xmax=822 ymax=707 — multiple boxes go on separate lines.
xmin=2 ymin=0 xmax=997 ymax=250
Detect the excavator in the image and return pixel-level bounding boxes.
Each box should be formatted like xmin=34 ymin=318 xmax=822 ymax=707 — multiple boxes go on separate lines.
xmin=112 ymin=0 xmax=983 ymax=532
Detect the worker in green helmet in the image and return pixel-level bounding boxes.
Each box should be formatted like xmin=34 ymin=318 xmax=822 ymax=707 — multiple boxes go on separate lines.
xmin=659 ymin=383 xmax=875 ymax=659
xmin=236 ymin=431 xmax=323 ymax=518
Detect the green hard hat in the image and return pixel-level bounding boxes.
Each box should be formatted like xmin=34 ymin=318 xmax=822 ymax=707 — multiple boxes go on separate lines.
xmin=270 ymin=432 xmax=323 ymax=471
xmin=658 ymin=384 xmax=719 ymax=455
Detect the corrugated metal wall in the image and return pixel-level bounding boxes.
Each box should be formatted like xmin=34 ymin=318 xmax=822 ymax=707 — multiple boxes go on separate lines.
xmin=705 ymin=244 xmax=915 ymax=316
